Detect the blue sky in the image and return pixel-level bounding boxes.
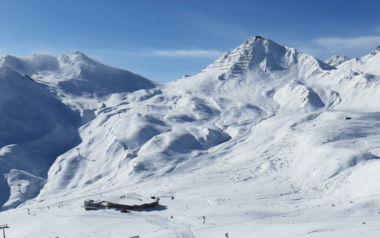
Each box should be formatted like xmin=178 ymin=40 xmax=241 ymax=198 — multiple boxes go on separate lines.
xmin=0 ymin=0 xmax=379 ymax=83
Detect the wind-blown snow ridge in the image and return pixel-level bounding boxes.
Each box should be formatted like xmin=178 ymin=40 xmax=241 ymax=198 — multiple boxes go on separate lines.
xmin=0 ymin=54 xmax=60 ymax=75
xmin=0 ymin=51 xmax=157 ymax=97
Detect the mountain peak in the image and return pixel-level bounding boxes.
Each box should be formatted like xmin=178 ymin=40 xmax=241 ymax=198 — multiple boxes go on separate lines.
xmin=59 ymin=51 xmax=99 ymax=66
xmin=71 ymin=51 xmax=90 ymax=59
xmin=245 ymin=35 xmax=265 ymax=43
xmin=70 ymin=50 xmax=91 ymax=60
xmin=325 ymin=55 xmax=349 ymax=67
xmin=370 ymin=45 xmax=380 ymax=57
xmin=73 ymin=50 xmax=85 ymax=55
xmin=197 ymin=36 xmax=330 ymax=81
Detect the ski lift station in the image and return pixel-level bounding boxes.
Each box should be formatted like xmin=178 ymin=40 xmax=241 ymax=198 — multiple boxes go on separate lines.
xmin=83 ymin=193 xmax=160 ymax=211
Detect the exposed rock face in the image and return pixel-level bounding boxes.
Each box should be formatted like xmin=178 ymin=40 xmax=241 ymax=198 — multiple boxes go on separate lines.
xmin=325 ymin=55 xmax=349 ymax=67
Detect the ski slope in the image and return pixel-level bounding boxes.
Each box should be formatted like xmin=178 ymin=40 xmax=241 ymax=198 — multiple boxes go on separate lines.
xmin=1 ymin=36 xmax=380 ymax=237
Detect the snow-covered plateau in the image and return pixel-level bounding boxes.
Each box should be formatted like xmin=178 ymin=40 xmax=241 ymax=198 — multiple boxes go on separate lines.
xmin=1 ymin=36 xmax=380 ymax=237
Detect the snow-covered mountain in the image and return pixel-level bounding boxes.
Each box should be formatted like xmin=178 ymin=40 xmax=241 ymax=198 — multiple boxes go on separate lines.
xmin=36 ymin=36 xmax=380 ymax=200
xmin=325 ymin=54 xmax=349 ymax=66
xmin=0 ymin=52 xmax=158 ymax=211
xmin=0 ymin=51 xmax=158 ymax=125
xmin=2 ymin=36 xmax=380 ymax=237
xmin=0 ymin=51 xmax=157 ymax=97
xmin=167 ymin=37 xmax=338 ymax=115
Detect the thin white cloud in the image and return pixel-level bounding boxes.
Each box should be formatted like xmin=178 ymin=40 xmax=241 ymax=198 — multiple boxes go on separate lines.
xmin=153 ymin=50 xmax=223 ymax=58
xmin=313 ymin=36 xmax=380 ymax=50
xmin=97 ymin=49 xmax=151 ymax=57
xmin=97 ymin=49 xmax=223 ymax=59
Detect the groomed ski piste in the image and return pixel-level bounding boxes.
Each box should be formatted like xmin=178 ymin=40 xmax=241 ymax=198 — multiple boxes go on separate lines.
xmin=1 ymin=36 xmax=380 ymax=237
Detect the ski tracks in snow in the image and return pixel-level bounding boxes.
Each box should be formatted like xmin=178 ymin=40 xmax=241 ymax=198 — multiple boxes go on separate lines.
xmin=145 ymin=215 xmax=197 ymax=238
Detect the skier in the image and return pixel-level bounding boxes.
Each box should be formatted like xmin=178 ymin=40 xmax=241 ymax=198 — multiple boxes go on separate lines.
xmin=203 ymin=216 xmax=206 ymax=224
xmin=28 ymin=209 xmax=30 ymax=215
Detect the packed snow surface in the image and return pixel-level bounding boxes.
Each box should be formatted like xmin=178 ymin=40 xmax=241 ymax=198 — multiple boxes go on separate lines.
xmin=2 ymin=36 xmax=380 ymax=237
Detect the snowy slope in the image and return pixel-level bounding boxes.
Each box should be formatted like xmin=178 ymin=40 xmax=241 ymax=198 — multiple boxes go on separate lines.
xmin=2 ymin=36 xmax=380 ymax=237
xmin=0 ymin=66 xmax=79 ymax=210
xmin=5 ymin=109 xmax=380 ymax=238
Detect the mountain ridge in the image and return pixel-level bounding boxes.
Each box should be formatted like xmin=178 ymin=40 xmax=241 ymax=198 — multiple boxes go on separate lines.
xmin=337 ymin=45 xmax=380 ymax=76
